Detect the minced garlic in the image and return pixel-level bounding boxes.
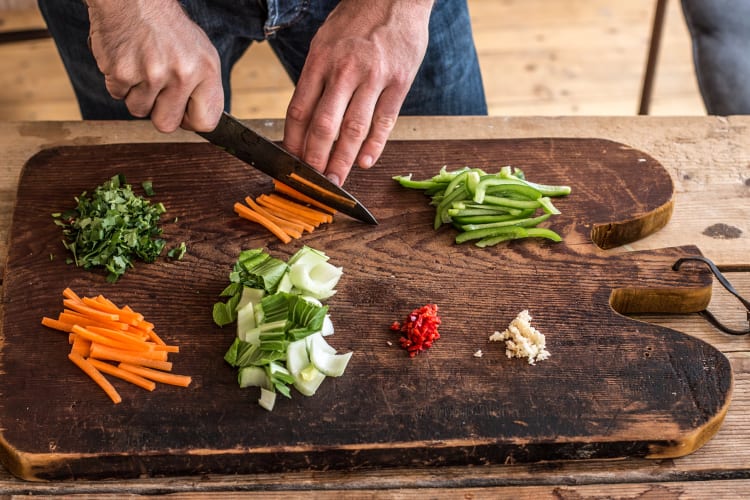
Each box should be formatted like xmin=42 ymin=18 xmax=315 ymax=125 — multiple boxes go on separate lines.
xmin=489 ymin=310 xmax=550 ymax=364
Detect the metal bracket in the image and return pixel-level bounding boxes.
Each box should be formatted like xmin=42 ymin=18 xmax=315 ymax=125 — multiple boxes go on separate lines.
xmin=673 ymin=256 xmax=750 ymax=335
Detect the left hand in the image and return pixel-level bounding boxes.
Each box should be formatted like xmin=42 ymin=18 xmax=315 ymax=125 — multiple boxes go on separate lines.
xmin=282 ymin=0 xmax=434 ymax=186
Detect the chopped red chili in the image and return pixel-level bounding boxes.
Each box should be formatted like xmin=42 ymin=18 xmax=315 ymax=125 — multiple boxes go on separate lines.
xmin=390 ymin=303 xmax=441 ymax=357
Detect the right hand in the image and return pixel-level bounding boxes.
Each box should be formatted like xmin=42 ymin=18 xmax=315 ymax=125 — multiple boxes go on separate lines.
xmin=86 ymin=0 xmax=224 ymax=133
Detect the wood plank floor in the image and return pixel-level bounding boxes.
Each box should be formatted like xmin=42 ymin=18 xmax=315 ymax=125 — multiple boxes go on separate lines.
xmin=0 ymin=0 xmax=705 ymax=121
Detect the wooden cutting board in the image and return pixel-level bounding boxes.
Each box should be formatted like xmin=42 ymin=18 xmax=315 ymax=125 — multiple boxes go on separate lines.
xmin=0 ymin=138 xmax=732 ymax=481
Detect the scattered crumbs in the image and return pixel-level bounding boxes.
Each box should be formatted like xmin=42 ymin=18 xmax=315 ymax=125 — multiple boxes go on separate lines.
xmin=638 ymin=158 xmax=647 ymax=163
xmin=49 ymin=253 xmax=54 ymax=261
xmin=490 ymin=309 xmax=550 ymax=365
xmin=386 ymin=340 xmax=393 ymax=347
xmin=513 ymin=420 xmax=529 ymax=427
xmin=473 ymin=349 xmax=483 ymax=358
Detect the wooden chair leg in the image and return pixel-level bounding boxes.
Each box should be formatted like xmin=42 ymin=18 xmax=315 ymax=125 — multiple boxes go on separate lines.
xmin=639 ymin=0 xmax=668 ymax=115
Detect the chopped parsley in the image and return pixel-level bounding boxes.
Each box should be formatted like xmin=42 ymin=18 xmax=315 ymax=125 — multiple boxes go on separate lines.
xmin=53 ymin=174 xmax=169 ymax=282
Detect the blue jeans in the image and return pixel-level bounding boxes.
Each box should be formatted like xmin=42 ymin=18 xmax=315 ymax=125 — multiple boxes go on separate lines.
xmin=38 ymin=0 xmax=488 ymax=119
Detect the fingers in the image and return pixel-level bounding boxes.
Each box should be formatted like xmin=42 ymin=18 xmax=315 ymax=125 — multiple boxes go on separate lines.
xmin=86 ymin=2 xmax=222 ymax=134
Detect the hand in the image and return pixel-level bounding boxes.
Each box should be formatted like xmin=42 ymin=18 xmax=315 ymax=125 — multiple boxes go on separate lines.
xmin=86 ymin=0 xmax=224 ymax=132
xmin=282 ymin=0 xmax=434 ymax=185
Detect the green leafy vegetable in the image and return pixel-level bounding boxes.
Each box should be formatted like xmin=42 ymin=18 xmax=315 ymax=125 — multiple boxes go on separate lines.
xmin=394 ymin=166 xmax=571 ymax=247
xmin=141 ymin=180 xmax=155 ymax=196
xmin=52 ymin=174 xmax=168 ymax=282
xmin=167 ymin=242 xmax=187 ymax=260
xmin=215 ymin=246 xmax=351 ymax=411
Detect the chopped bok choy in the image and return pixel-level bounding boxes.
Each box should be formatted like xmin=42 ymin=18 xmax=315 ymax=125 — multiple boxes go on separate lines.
xmin=215 ymin=246 xmax=351 ymax=411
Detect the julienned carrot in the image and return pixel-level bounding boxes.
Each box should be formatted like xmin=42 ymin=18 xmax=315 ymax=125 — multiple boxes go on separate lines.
xmin=68 ymin=352 xmax=122 ymax=404
xmin=250 ymin=200 xmax=315 ymax=233
xmin=234 ymin=202 xmax=292 ymax=244
xmin=59 ymin=311 xmax=129 ymax=331
xmin=288 ymin=172 xmax=356 ymax=207
xmin=43 ymin=288 xmax=190 ymax=403
xmin=258 ymin=194 xmax=332 ymax=224
xmin=118 ymin=363 xmax=192 ymax=388
xmin=63 ymin=298 xmax=120 ymax=323
xmin=62 ymin=287 xmax=82 ymax=303
xmin=82 ymin=296 xmax=143 ymax=324
xmin=244 ymin=197 xmax=308 ymax=236
xmin=41 ymin=316 xmax=74 ymax=332
xmin=71 ymin=334 xmax=91 ymax=357
xmin=89 ymin=342 xmax=172 ymax=368
xmin=88 ymin=358 xmax=156 ymax=392
xmin=71 ymin=324 xmax=152 ymax=353
xmin=255 ymin=197 xmax=322 ymax=228
xmin=272 ymin=180 xmax=337 ymax=214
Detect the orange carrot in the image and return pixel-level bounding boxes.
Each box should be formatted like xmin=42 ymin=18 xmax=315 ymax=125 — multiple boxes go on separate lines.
xmin=62 ymin=287 xmax=83 ymax=303
xmin=249 ymin=200 xmax=315 ymax=233
xmin=288 ymin=172 xmax=356 ymax=207
xmin=68 ymin=352 xmax=122 ymax=404
xmin=82 ymin=296 xmax=143 ymax=324
xmin=233 ymin=202 xmax=292 ymax=244
xmin=255 ymin=197 xmax=322 ymax=228
xmin=41 ymin=316 xmax=74 ymax=333
xmin=86 ymin=325 xmax=157 ymax=351
xmin=70 ymin=334 xmax=92 ymax=357
xmin=244 ymin=197 xmax=306 ymax=237
xmin=71 ymin=325 xmax=152 ymax=353
xmin=273 ymin=180 xmax=337 ymax=214
xmin=58 ymin=311 xmax=129 ymax=331
xmin=89 ymin=342 xmax=173 ymax=370
xmin=88 ymin=358 xmax=156 ymax=392
xmin=63 ymin=299 xmax=120 ymax=323
xmin=46 ymin=288 xmax=190 ymax=403
xmin=118 ymin=363 xmax=192 ymax=388
xmin=258 ymin=194 xmax=331 ymax=225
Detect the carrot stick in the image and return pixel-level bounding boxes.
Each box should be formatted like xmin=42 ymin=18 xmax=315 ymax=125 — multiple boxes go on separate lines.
xmin=63 ymin=299 xmax=120 ymax=323
xmin=88 ymin=358 xmax=156 ymax=392
xmin=41 ymin=316 xmax=74 ymax=333
xmin=244 ymin=197 xmax=306 ymax=237
xmin=256 ymin=196 xmax=322 ymax=227
xmin=62 ymin=287 xmax=83 ymax=303
xmin=86 ymin=326 xmax=157 ymax=351
xmin=250 ymin=201 xmax=316 ymax=233
xmin=70 ymin=334 xmax=91 ymax=357
xmin=71 ymin=325 xmax=152 ymax=353
xmin=82 ymin=296 xmax=143 ymax=324
xmin=233 ymin=202 xmax=292 ymax=244
xmin=68 ymin=352 xmax=122 ymax=404
xmin=288 ymin=172 xmax=356 ymax=207
xmin=59 ymin=311 xmax=129 ymax=331
xmin=152 ymin=344 xmax=180 ymax=353
xmin=89 ymin=342 xmax=173 ymax=370
xmin=273 ymin=180 xmax=337 ymax=214
xmin=259 ymin=194 xmax=331 ymax=224
xmin=118 ymin=363 xmax=192 ymax=387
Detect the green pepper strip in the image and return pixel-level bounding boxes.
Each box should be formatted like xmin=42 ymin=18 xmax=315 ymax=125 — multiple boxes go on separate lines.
xmin=459 ymin=213 xmax=551 ymax=232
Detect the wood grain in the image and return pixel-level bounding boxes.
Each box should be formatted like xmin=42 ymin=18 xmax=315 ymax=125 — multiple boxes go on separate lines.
xmin=0 ymin=138 xmax=732 ymax=481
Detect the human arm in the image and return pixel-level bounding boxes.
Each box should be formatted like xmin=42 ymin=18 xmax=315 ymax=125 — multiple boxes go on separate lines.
xmin=282 ymin=0 xmax=435 ymax=186
xmin=85 ymin=0 xmax=224 ymax=132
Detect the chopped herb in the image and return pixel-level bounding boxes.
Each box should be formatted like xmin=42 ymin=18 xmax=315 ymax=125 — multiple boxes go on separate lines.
xmin=53 ymin=174 xmax=167 ymax=282
xmin=141 ymin=180 xmax=155 ymax=196
xmin=167 ymin=242 xmax=187 ymax=260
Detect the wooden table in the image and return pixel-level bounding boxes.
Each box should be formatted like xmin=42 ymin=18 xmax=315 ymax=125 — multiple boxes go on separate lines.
xmin=1 ymin=117 xmax=748 ymax=497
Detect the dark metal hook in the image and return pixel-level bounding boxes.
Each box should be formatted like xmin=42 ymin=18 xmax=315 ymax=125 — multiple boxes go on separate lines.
xmin=673 ymin=256 xmax=750 ymax=335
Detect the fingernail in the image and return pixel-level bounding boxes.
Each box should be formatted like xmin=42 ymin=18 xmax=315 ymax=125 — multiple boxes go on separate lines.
xmin=326 ymin=173 xmax=341 ymax=186
xmin=360 ymin=155 xmax=374 ymax=168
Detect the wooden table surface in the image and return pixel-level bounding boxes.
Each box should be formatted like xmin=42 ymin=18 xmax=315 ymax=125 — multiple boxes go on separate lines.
xmin=1 ymin=117 xmax=749 ymax=498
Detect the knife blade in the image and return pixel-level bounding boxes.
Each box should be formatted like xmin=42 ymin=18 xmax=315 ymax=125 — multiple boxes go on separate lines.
xmin=197 ymin=112 xmax=377 ymax=224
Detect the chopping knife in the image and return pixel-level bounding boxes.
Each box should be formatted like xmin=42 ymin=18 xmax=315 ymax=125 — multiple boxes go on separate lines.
xmin=197 ymin=112 xmax=377 ymax=224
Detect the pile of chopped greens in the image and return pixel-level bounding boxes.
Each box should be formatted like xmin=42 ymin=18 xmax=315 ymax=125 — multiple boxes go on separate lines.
xmin=394 ymin=166 xmax=571 ymax=247
xmin=214 ymin=246 xmax=351 ymax=411
xmin=52 ymin=174 xmax=178 ymax=282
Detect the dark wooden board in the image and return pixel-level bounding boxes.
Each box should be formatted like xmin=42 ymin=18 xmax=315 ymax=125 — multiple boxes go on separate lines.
xmin=0 ymin=138 xmax=732 ymax=481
